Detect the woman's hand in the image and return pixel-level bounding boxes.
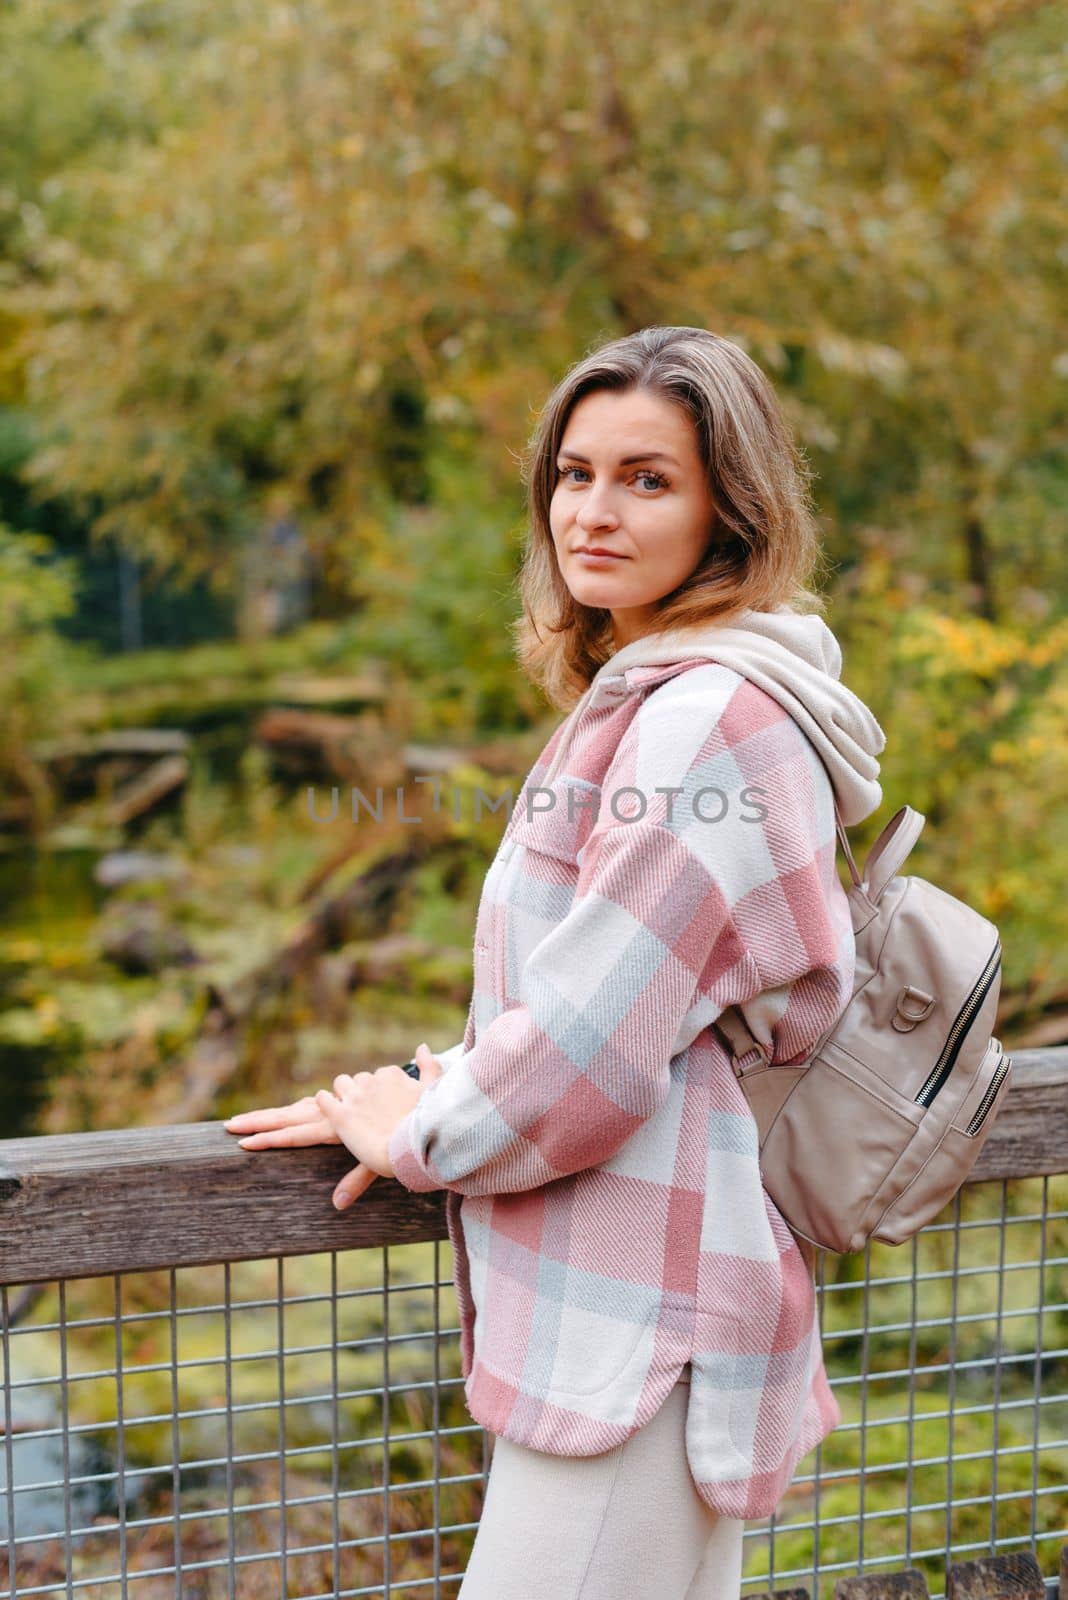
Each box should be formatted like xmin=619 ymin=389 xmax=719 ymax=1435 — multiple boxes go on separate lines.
xmin=224 ymin=1096 xmax=342 ymax=1148
xmin=315 ymin=1045 xmax=442 ymax=1183
xmin=224 ymin=1043 xmax=443 ymax=1210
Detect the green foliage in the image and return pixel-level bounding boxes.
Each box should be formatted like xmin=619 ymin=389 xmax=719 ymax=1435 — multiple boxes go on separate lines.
xmin=350 ymin=453 xmax=546 ymax=735
xmin=0 ymin=0 xmax=1064 ymax=620
xmin=834 ymin=584 xmax=1068 ymax=1004
xmin=0 ymin=523 xmax=91 ymax=826
xmin=0 ymin=523 xmax=76 ymax=632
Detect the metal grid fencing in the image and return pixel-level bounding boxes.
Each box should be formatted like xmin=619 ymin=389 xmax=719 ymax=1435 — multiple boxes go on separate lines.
xmin=769 ymin=1173 xmax=1067 ymax=1595
xmin=1 ymin=1097 xmax=1066 ymax=1597
xmin=2 ymin=1241 xmax=487 ymax=1598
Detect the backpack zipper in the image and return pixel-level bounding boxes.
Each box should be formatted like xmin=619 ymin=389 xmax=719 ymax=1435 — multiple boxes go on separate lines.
xmin=914 ymin=941 xmax=1002 ymax=1108
xmin=964 ymin=1050 xmax=1011 ymax=1136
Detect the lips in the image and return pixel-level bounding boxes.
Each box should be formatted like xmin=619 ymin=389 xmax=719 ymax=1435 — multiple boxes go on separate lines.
xmin=574 ymin=547 xmax=627 ymax=558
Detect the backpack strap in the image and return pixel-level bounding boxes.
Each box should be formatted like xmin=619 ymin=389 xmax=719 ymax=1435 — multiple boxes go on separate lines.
xmin=713 ymin=1007 xmax=770 ymax=1077
xmin=863 ymin=806 xmax=925 ymax=902
xmin=834 ymin=800 xmax=863 ymax=891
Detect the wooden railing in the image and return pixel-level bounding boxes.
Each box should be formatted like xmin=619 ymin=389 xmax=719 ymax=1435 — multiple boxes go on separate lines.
xmin=2 ymin=1049 xmax=1065 ymax=1285
xmin=1 ymin=1045 xmax=1066 ymax=1599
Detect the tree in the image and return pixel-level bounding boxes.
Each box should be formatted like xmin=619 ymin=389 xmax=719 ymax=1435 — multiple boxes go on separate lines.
xmin=2 ymin=0 xmax=1064 ymax=619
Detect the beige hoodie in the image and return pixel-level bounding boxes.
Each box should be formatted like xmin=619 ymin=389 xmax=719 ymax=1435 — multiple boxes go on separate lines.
xmin=543 ymin=604 xmax=887 ymax=828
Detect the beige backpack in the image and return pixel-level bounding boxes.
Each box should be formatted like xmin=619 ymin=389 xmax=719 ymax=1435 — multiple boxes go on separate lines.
xmin=714 ymin=804 xmax=1012 ymax=1254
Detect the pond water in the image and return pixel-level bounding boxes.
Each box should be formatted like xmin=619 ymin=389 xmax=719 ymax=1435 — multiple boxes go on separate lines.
xmin=0 ymin=1388 xmax=136 ymax=1543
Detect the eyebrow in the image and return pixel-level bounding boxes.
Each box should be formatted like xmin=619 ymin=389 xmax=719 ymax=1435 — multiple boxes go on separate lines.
xmin=556 ymin=449 xmax=681 ymax=468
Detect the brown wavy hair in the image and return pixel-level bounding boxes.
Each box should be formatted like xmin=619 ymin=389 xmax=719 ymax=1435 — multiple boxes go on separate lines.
xmin=512 ymin=325 xmax=830 ymax=710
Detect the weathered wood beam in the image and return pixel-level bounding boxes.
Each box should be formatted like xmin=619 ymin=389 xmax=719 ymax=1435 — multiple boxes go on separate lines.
xmin=0 ymin=1049 xmax=1064 ymax=1288
xmin=0 ymin=1122 xmax=449 ymax=1286
xmin=945 ymin=1552 xmax=1045 ymax=1599
xmin=834 ymin=1574 xmax=929 ymax=1600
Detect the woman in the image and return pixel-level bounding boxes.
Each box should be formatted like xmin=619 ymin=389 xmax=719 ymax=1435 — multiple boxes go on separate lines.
xmin=226 ymin=326 xmax=886 ymax=1599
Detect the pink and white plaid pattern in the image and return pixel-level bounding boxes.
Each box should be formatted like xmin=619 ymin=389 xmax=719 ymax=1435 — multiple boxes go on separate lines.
xmin=389 ymin=658 xmax=850 ymax=1517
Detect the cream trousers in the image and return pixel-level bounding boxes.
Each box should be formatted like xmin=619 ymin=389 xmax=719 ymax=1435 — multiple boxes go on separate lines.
xmin=457 ymin=1376 xmax=746 ymax=1600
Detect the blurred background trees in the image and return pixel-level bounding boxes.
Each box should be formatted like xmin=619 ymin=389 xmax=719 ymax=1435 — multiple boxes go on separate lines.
xmin=3 ymin=0 xmax=1065 ymax=625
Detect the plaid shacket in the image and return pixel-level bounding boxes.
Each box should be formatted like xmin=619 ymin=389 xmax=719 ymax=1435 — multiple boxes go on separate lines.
xmin=388 ymin=654 xmax=850 ymax=1518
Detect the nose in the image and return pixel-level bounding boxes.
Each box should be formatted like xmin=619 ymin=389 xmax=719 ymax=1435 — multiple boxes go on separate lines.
xmin=575 ymin=481 xmax=621 ymax=532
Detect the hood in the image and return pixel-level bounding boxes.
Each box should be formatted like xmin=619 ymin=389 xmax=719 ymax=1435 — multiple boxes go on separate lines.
xmin=551 ymin=606 xmax=886 ymax=828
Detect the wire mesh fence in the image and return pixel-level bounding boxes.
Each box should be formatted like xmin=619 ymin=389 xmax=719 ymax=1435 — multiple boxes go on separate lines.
xmin=2 ymin=1241 xmax=486 ymax=1598
xmin=1 ymin=1106 xmax=1066 ymax=1596
xmin=775 ymin=1174 xmax=1067 ymax=1594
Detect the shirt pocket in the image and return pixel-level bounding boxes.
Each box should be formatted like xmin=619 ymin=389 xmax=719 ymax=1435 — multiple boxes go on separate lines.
xmin=507 ymin=777 xmax=601 ymax=866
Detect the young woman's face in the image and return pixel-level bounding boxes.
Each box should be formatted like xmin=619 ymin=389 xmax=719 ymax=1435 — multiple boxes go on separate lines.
xmin=549 ymin=387 xmax=718 ymax=648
